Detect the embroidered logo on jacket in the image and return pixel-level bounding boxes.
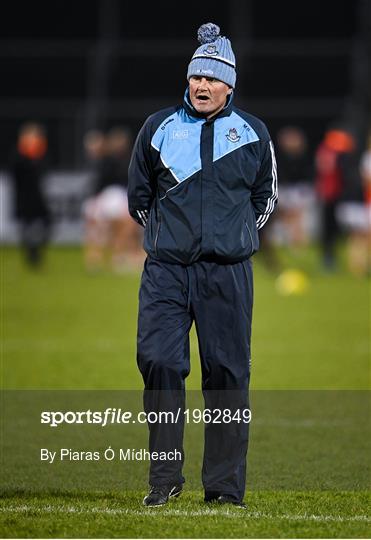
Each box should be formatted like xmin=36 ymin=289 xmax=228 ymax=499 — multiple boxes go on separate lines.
xmin=173 ymin=130 xmax=189 ymax=140
xmin=226 ymin=128 xmax=241 ymax=143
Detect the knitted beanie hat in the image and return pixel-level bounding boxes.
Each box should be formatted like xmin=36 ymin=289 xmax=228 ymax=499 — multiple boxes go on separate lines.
xmin=187 ymin=23 xmax=236 ymax=88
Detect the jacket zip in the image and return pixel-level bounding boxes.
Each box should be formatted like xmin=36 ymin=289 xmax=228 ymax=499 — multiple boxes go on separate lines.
xmin=154 ymin=216 xmax=161 ymax=256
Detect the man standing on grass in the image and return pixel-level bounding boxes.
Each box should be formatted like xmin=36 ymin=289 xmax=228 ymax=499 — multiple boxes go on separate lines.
xmin=128 ymin=22 xmax=278 ymax=508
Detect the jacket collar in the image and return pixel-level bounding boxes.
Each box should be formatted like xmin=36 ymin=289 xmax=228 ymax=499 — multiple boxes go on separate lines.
xmin=182 ymin=87 xmax=234 ymax=121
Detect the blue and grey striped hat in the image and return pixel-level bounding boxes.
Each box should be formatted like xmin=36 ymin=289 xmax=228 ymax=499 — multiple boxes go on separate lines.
xmin=187 ymin=23 xmax=236 ymax=88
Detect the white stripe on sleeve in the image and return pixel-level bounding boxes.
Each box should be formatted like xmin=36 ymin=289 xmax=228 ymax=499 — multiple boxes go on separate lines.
xmin=136 ymin=210 xmax=147 ymax=226
xmin=256 ymin=140 xmax=278 ymax=230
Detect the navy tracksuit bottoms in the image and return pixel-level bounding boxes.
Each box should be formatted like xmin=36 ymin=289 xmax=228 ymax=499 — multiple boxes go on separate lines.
xmin=137 ymin=256 xmax=253 ymax=502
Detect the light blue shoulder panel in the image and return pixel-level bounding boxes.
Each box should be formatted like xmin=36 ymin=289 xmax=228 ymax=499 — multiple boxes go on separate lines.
xmin=213 ymin=111 xmax=260 ymax=162
xmin=151 ymin=109 xmax=204 ymax=183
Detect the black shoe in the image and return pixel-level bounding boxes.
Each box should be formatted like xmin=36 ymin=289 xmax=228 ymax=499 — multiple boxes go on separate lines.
xmin=204 ymin=490 xmax=220 ymax=503
xmin=143 ymin=484 xmax=183 ymax=507
xmin=217 ymin=495 xmax=247 ymax=508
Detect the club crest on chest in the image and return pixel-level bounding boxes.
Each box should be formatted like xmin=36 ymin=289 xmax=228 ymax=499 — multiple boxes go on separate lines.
xmin=226 ymin=128 xmax=241 ymax=143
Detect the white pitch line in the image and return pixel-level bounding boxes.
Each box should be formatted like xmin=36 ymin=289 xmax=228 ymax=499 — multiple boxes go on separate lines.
xmin=0 ymin=505 xmax=370 ymax=523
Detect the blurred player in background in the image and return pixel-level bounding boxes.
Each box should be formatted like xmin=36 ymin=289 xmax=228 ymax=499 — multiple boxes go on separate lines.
xmin=259 ymin=126 xmax=313 ymax=273
xmin=82 ymin=129 xmax=106 ymax=271
xmin=83 ymin=127 xmax=143 ymax=272
xmin=275 ymin=126 xmax=314 ymax=247
xmin=315 ymin=127 xmax=355 ymax=270
xmin=11 ymin=122 xmax=51 ymax=267
xmin=337 ymin=132 xmax=371 ymax=276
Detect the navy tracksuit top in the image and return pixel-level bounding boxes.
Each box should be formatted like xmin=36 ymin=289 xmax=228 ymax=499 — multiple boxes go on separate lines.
xmin=128 ymin=90 xmax=278 ymax=264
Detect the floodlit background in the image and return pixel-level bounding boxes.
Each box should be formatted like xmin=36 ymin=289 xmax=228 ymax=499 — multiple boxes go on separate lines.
xmin=0 ymin=3 xmax=370 ymax=538
xmin=1 ymin=1 xmax=370 ymax=390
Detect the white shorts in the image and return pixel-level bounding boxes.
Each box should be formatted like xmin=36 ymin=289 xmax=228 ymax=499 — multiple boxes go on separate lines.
xmin=83 ymin=186 xmax=129 ymax=221
xmin=336 ymin=202 xmax=371 ymax=232
xmin=278 ymin=182 xmax=315 ymax=210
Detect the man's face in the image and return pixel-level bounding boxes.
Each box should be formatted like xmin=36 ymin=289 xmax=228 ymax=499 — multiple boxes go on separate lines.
xmin=189 ymin=76 xmax=232 ymax=119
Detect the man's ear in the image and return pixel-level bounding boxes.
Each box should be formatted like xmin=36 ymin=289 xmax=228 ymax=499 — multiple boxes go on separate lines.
xmin=227 ymin=88 xmax=233 ymax=95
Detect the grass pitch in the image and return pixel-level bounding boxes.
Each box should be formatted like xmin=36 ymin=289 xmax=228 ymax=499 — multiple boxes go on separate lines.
xmin=0 ymin=246 xmax=370 ymax=538
xmin=1 ymin=491 xmax=370 ymax=538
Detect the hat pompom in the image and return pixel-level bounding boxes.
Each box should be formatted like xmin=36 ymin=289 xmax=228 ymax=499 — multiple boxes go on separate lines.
xmin=197 ymin=23 xmax=220 ymax=44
